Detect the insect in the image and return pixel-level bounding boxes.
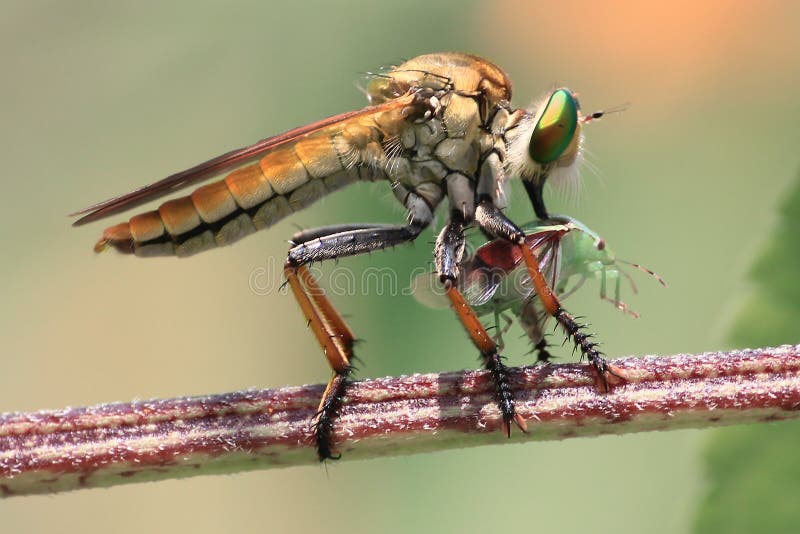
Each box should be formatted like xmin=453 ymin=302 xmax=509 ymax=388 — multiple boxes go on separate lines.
xmin=73 ymin=52 xmax=620 ymax=460
xmin=412 ymin=216 xmax=666 ymax=361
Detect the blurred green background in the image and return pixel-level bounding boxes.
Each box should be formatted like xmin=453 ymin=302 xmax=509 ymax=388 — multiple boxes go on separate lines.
xmin=2 ymin=1 xmax=799 ymax=532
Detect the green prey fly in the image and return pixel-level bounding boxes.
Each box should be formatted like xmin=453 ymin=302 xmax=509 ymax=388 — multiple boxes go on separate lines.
xmin=413 ymin=216 xmax=666 ymax=360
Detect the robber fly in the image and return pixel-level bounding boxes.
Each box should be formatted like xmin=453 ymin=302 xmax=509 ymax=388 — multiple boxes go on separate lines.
xmin=413 ymin=216 xmax=666 ymax=360
xmin=73 ymin=52 xmax=619 ymax=460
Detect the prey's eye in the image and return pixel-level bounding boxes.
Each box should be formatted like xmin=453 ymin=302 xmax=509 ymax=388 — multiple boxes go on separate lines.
xmin=528 ymin=88 xmax=578 ymax=164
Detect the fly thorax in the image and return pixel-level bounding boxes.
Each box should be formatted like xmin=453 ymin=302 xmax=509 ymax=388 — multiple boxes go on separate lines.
xmin=383 ymin=91 xmax=508 ymax=220
xmin=388 ymin=122 xmax=486 ymax=213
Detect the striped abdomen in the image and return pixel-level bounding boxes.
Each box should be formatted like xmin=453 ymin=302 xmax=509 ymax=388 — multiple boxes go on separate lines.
xmin=96 ymin=111 xmax=404 ymax=257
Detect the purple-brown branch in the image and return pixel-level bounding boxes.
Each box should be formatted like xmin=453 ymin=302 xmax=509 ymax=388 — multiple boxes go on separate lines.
xmin=2 ymin=345 xmax=800 ymax=497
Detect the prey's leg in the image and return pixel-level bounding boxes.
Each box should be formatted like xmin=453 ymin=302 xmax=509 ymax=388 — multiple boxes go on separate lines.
xmin=435 ymin=217 xmax=527 ymax=435
xmin=491 ymin=309 xmax=514 ymax=351
xmin=475 ymin=201 xmax=626 ymax=392
xmin=285 ymin=214 xmax=430 ymax=460
xmin=516 ymin=300 xmax=554 ymax=363
xmin=599 ymin=268 xmax=640 ymax=318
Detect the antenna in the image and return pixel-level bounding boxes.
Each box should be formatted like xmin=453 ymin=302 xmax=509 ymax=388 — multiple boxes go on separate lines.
xmin=618 ymin=259 xmax=668 ymax=288
xmin=581 ymin=102 xmax=630 ymax=124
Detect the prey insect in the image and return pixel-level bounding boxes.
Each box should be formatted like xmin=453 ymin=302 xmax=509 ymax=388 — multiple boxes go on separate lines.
xmin=73 ymin=52 xmax=620 ymax=460
xmin=413 ymin=216 xmax=666 ymax=362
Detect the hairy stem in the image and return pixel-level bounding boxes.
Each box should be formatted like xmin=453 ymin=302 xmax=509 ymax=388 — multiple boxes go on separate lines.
xmin=2 ymin=345 xmax=800 ymax=497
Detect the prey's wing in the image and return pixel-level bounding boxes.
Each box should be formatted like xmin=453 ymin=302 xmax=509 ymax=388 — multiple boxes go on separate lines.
xmin=411 ymin=227 xmax=569 ymax=311
xmin=463 ymin=276 xmax=501 ymax=307
xmin=71 ymin=94 xmax=418 ymax=225
xmin=461 ymin=227 xmax=568 ymax=306
xmin=409 ymin=262 xmax=505 ymax=310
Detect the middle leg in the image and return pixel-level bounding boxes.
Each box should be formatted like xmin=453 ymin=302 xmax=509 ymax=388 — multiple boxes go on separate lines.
xmin=435 ymin=216 xmax=528 ymax=435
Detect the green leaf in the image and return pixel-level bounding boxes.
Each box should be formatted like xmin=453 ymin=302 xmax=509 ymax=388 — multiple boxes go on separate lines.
xmin=695 ymin=174 xmax=800 ymax=533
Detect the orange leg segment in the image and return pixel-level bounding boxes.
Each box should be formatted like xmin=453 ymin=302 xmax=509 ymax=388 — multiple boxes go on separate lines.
xmin=446 ymin=285 xmax=497 ymax=355
xmin=520 ymin=244 xmax=559 ymax=316
xmin=284 ymin=262 xmax=352 ymax=373
xmin=284 ymin=261 xmax=355 ymax=460
xmin=518 ymin=243 xmax=627 ymax=392
xmin=446 ymin=283 xmax=528 ymax=435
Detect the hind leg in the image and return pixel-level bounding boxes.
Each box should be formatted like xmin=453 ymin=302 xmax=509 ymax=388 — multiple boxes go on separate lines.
xmin=285 ymin=215 xmax=430 ymax=460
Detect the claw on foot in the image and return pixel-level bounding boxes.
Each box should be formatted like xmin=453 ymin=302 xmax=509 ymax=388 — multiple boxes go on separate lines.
xmin=591 ymin=361 xmax=628 ymax=393
xmin=502 ymin=413 xmax=529 ymax=437
xmin=514 ymin=413 xmax=528 ymax=433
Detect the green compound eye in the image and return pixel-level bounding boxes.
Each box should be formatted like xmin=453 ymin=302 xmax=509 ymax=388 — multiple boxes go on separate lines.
xmin=528 ymin=88 xmax=579 ymax=164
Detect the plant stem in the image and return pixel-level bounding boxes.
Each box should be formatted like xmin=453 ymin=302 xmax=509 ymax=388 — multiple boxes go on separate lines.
xmin=2 ymin=345 xmax=800 ymax=497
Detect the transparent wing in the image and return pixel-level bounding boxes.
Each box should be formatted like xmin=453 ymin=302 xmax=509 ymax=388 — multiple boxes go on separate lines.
xmin=409 ymin=272 xmax=450 ymax=310
xmin=408 ymin=261 xmax=504 ymax=310
xmin=461 ymin=227 xmax=568 ymax=306
xmin=462 ymin=259 xmax=504 ymax=307
xmin=71 ymin=95 xmax=417 ymax=225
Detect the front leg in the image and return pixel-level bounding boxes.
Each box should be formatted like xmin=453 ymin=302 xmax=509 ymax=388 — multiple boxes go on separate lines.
xmin=474 ymin=201 xmax=627 ymax=391
xmin=435 ymin=215 xmax=527 ymax=435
